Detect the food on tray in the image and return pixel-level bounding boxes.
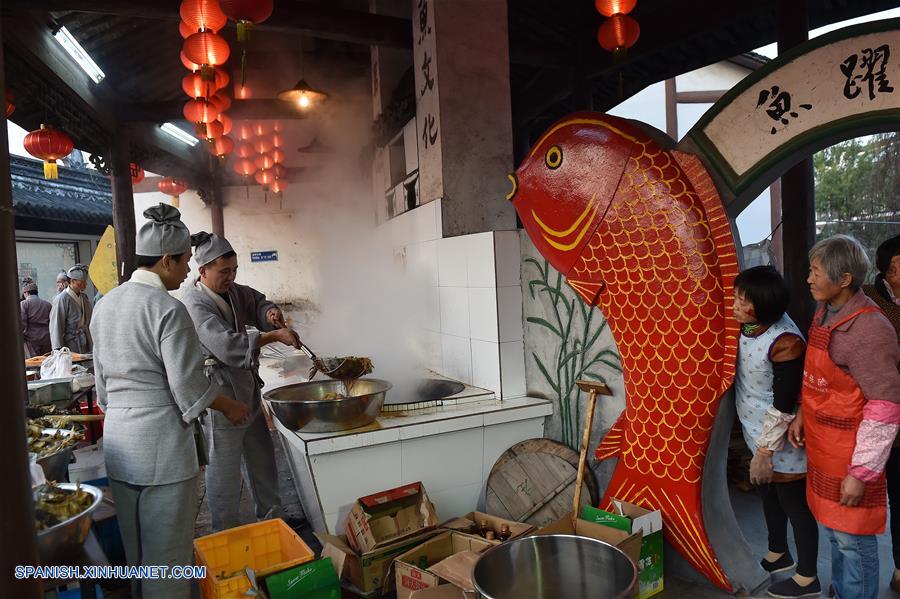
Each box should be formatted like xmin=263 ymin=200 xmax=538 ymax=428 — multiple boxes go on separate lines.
xmin=25 ymin=353 xmax=88 ymax=368
xmin=34 ymin=482 xmax=93 ymax=530
xmin=27 ymin=418 xmax=83 ymax=458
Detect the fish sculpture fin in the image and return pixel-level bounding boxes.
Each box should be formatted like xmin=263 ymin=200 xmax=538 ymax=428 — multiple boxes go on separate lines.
xmin=594 ymin=413 xmax=626 ymax=460
xmin=671 ymin=150 xmax=740 ymax=394
xmin=566 ymin=277 xmax=604 ymax=306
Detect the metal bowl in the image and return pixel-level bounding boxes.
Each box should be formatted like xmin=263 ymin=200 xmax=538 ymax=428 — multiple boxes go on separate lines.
xmin=264 ymin=378 xmax=392 ymax=433
xmin=473 ymin=534 xmax=638 ymax=599
xmin=36 ymin=483 xmax=103 ymax=565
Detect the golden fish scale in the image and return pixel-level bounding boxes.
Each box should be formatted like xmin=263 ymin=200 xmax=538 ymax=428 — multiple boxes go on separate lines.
xmin=572 ymin=141 xmax=727 ymax=484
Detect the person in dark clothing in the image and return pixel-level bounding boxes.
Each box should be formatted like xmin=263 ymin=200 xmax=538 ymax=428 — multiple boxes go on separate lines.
xmin=733 ymin=266 xmax=819 ymax=598
xmin=20 ymin=278 xmax=52 ymax=357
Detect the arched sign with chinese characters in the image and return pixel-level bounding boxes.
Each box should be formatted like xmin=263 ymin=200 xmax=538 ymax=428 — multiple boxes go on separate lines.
xmin=686 ymin=18 xmax=900 ymax=215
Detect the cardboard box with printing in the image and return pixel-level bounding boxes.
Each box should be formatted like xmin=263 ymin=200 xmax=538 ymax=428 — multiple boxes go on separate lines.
xmin=393 ymin=531 xmax=492 ymax=599
xmin=440 ymin=511 xmax=533 ymax=544
xmin=346 ymin=482 xmax=439 ymax=554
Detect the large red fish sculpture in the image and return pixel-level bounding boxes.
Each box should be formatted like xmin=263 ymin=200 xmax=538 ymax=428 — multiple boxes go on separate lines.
xmin=508 ymin=112 xmax=740 ymax=590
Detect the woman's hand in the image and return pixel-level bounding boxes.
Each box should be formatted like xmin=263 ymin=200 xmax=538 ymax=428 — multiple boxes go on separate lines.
xmin=749 ymin=450 xmax=775 ymax=485
xmin=840 ymin=475 xmax=866 ymax=507
xmin=788 ymin=410 xmax=805 ymax=448
xmin=211 ymin=395 xmax=251 ymax=426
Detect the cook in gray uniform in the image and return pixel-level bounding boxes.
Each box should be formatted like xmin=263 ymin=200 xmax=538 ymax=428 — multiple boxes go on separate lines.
xmin=49 ymin=264 xmax=93 ymax=352
xmin=91 ymin=205 xmax=250 ymax=599
xmin=20 ymin=277 xmax=52 ymax=357
xmin=55 ymin=270 xmax=69 ymax=295
xmin=181 ymin=232 xmax=301 ymax=531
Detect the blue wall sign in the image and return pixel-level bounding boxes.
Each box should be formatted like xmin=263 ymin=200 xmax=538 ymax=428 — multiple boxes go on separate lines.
xmin=250 ymin=251 xmax=278 ymax=263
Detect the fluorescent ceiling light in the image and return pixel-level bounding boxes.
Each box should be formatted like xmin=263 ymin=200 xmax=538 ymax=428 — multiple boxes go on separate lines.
xmin=53 ymin=26 xmax=105 ymax=84
xmin=160 ymin=123 xmax=200 ymax=146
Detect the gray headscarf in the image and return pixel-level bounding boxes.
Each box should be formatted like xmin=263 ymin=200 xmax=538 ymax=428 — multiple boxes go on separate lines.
xmin=21 ymin=277 xmax=38 ymax=293
xmin=191 ymin=231 xmax=235 ymax=266
xmin=56 ymin=271 xmax=69 ymax=283
xmin=136 ymin=203 xmax=191 ymax=256
xmin=67 ymin=264 xmax=88 ymax=281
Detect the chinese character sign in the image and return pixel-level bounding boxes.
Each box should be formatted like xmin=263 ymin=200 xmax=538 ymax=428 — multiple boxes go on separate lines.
xmin=412 ymin=0 xmax=442 ymax=202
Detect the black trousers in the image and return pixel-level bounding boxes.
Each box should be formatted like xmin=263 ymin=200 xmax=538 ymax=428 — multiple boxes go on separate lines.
xmin=887 ymin=446 xmax=900 ymax=570
xmin=760 ymin=478 xmax=819 ymax=578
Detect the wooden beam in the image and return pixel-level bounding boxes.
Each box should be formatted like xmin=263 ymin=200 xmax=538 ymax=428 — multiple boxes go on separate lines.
xmin=110 ymin=130 xmax=137 ymax=282
xmin=665 ymin=78 xmax=678 ymax=139
xmin=122 ymin=99 xmax=310 ymax=122
xmin=210 ymin=183 xmax=224 ymax=237
xmin=4 ymin=0 xmax=412 ymax=47
xmin=0 ymin=27 xmax=42 ymax=598
xmin=674 ymin=90 xmax=729 ymax=103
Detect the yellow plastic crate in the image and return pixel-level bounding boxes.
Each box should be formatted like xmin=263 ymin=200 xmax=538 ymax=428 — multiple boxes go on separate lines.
xmin=194 ymin=518 xmax=315 ymax=599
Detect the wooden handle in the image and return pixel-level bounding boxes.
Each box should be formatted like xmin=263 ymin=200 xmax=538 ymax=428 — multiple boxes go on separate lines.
xmin=43 ymin=414 xmax=105 ymax=422
xmin=573 ymin=389 xmax=599 ymax=525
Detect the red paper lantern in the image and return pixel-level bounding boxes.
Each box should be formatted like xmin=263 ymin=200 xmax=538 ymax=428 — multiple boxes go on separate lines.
xmin=597 ymin=14 xmax=640 ymax=53
xmin=179 ymin=20 xmax=194 ymax=38
xmin=181 ymin=50 xmax=201 ymax=72
xmin=212 ymin=67 xmax=230 ymax=91
xmin=182 ymin=72 xmax=213 ymax=99
xmin=23 ymin=124 xmax=74 ymax=179
xmin=219 ymin=0 xmax=273 ymax=40
xmin=209 ymin=92 xmax=232 ymax=113
xmin=209 ymin=135 xmax=234 ymax=159
xmin=252 ymin=121 xmax=270 ymax=136
xmin=594 ymin=0 xmax=637 ymax=17
xmin=271 ymin=132 xmax=284 ymax=148
xmin=270 ymin=178 xmax=287 ymax=196
xmin=235 ymin=140 xmax=254 ymax=158
xmin=236 ymin=121 xmax=254 ymax=141
xmin=158 ymin=177 xmax=188 ymax=207
xmin=254 ymin=168 xmax=274 ymax=188
xmin=235 ymin=83 xmax=252 ymax=99
xmin=183 ymin=31 xmax=230 ymax=76
xmin=253 ymin=136 xmax=273 ymax=154
xmin=217 ymin=113 xmax=233 ymax=135
xmin=130 ymin=163 xmax=145 ymax=185
xmin=271 ymin=163 xmax=287 ymax=179
xmin=5 ymin=89 xmax=14 ymax=118
xmin=254 ymin=153 xmax=274 ymax=170
xmin=232 ymin=157 xmax=256 ymax=177
xmin=203 ymin=119 xmax=225 ymax=140
xmin=273 ymin=121 xmax=282 ymax=132
xmin=180 ymin=0 xmax=227 ymax=33
xmin=271 ymin=147 xmax=286 ymax=164
xmin=183 ymin=98 xmax=220 ymax=124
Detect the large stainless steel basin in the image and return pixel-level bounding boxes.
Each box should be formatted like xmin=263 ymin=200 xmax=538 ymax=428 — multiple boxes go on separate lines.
xmin=37 ymin=483 xmax=103 ymax=565
xmin=264 ymin=378 xmax=392 ymax=433
xmin=473 ymin=534 xmax=638 ymax=599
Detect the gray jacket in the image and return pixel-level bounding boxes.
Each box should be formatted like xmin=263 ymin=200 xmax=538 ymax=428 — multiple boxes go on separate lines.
xmin=181 ymin=280 xmax=277 ymax=430
xmin=50 ymin=287 xmax=93 ymax=353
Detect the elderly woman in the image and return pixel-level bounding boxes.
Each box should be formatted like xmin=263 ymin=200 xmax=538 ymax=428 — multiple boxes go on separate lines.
xmin=862 ymin=234 xmax=900 ymax=591
xmin=789 ymin=234 xmax=900 ymax=599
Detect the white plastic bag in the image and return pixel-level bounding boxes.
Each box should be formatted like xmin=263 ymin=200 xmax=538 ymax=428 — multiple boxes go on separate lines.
xmin=40 ymin=348 xmax=73 ymax=380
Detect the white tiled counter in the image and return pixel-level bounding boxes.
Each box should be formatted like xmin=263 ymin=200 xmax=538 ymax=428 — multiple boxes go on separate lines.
xmin=268 ymin=385 xmax=552 ymax=534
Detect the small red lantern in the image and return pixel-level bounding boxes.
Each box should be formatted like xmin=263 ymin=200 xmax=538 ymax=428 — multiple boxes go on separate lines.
xmin=212 ymin=67 xmax=230 ymax=91
xmin=236 ymin=121 xmax=254 ymax=141
xmin=270 ymin=178 xmax=287 ymax=194
xmin=235 ymin=83 xmax=252 ymax=99
xmin=5 ymin=89 xmax=15 ymax=118
xmin=271 ymin=163 xmax=287 ymax=180
xmin=254 ymin=167 xmax=274 ymax=189
xmin=597 ymin=14 xmax=640 ymax=54
xmin=217 ymin=113 xmax=233 ymax=135
xmin=184 ymin=98 xmax=220 ymax=136
xmin=181 ymin=50 xmax=201 ymax=72
xmin=254 ymin=153 xmax=274 ymax=170
xmin=219 ymin=0 xmax=273 ymax=40
xmin=271 ymin=147 xmax=286 ymax=164
xmin=179 ymin=20 xmax=194 ymax=39
xmin=253 ymin=136 xmax=273 ymax=154
xmin=184 ymin=31 xmax=230 ymax=79
xmin=209 ymin=135 xmax=234 ymax=161
xmin=209 ymin=92 xmax=232 ymax=113
xmin=181 ymin=0 xmax=227 ymax=33
xmin=24 ymin=124 xmax=74 ymax=179
xmin=252 ymin=121 xmax=270 ymax=137
xmin=203 ymin=119 xmax=225 ymax=140
xmin=130 ymin=163 xmax=145 ymax=185
xmin=271 ymin=132 xmax=284 ymax=148
xmin=182 ymin=72 xmax=212 ymax=99
xmin=235 ymin=140 xmax=254 ymax=158
xmin=232 ymin=157 xmax=256 ymax=177
xmin=594 ymin=0 xmax=637 ymax=17
xmin=158 ymin=177 xmax=189 ymax=207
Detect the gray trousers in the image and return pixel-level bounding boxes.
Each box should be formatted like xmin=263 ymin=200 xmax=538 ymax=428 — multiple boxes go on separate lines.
xmin=204 ymin=409 xmax=283 ymax=531
xmin=108 ymin=476 xmax=198 ymax=599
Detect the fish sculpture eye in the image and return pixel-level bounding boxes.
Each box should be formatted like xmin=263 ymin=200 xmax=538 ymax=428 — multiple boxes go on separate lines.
xmin=545 ymin=145 xmax=563 ymax=169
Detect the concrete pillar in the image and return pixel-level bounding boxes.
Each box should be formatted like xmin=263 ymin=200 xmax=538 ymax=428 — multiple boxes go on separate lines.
xmin=413 ymin=0 xmax=516 ymax=236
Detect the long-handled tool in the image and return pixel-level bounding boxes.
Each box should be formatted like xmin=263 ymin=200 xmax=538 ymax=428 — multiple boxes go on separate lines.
xmin=573 ymin=379 xmax=613 ymax=527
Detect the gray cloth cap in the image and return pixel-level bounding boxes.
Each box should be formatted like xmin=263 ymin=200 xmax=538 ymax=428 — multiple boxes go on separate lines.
xmin=191 ymin=231 xmax=235 ymax=266
xmin=56 ymin=271 xmax=69 ymax=282
xmin=22 ymin=277 xmax=37 ymax=293
xmin=67 ymin=264 xmax=88 ymax=281
xmin=137 ymin=203 xmax=191 ymax=256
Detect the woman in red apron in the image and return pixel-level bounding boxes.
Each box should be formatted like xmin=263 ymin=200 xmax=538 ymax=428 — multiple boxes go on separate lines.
xmin=789 ymin=235 xmax=900 ymax=599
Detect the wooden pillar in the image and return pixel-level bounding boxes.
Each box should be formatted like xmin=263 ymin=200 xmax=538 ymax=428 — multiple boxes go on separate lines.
xmin=777 ymin=1 xmax=816 ymax=332
xmin=665 ymin=78 xmax=678 ymax=140
xmin=769 ymin=179 xmax=784 ymax=271
xmin=210 ymin=182 xmax=225 ymax=237
xmin=109 ymin=130 xmax=136 ymax=283
xmin=0 ymin=26 xmax=42 ymax=599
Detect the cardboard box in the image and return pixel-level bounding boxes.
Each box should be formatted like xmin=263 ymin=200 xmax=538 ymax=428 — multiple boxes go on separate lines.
xmin=393 ymin=531 xmax=492 ymax=599
xmin=583 ymin=500 xmax=664 ymax=599
xmin=533 ymin=512 xmax=643 ymax=567
xmin=264 ymin=557 xmax=340 ymax=599
xmin=411 ymin=585 xmax=466 ymax=599
xmin=440 ymin=511 xmax=534 ymax=544
xmin=317 ymin=530 xmax=440 ymax=596
xmin=346 ymin=482 xmax=440 ymax=554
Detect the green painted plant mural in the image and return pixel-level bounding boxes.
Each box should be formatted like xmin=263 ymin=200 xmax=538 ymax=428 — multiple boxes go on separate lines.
xmin=525 ymin=257 xmax=622 ymax=449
